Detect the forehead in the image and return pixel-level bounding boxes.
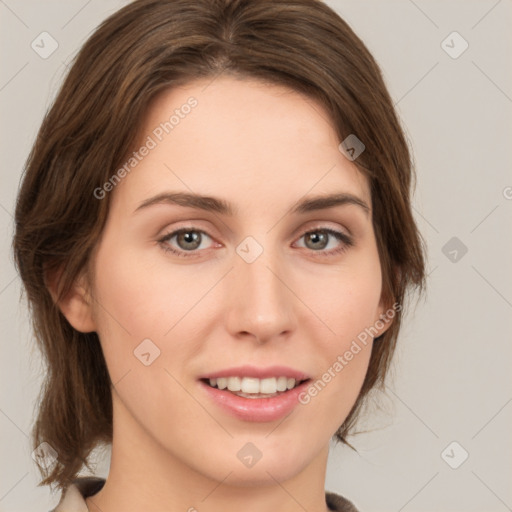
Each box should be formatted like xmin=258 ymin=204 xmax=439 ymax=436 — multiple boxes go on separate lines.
xmin=112 ymin=75 xmax=370 ymax=213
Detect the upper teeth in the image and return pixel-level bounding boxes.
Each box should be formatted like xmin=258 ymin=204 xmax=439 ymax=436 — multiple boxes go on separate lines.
xmin=209 ymin=376 xmax=298 ymax=394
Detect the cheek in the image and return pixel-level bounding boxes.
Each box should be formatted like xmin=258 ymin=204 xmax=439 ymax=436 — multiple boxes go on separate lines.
xmin=91 ymin=238 xmax=205 ymax=335
xmin=89 ymin=248 xmax=209 ymax=427
xmin=294 ymin=258 xmax=381 ymax=422
xmin=89 ymin=240 xmax=210 ymax=386
xmin=300 ymin=253 xmax=383 ymax=343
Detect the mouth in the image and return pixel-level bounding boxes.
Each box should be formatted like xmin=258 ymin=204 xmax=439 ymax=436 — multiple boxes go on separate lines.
xmin=200 ymin=376 xmax=310 ymax=399
xmin=198 ymin=367 xmax=312 ymax=422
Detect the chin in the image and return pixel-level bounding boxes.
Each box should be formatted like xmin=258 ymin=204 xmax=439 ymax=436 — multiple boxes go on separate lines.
xmin=187 ymin=438 xmax=318 ymax=487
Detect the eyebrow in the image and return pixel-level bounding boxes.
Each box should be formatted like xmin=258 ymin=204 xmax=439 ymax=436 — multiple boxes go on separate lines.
xmin=134 ymin=191 xmax=370 ymax=217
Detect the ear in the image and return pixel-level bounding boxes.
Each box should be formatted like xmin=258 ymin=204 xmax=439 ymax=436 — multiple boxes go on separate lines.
xmin=45 ymin=266 xmax=97 ymax=333
xmin=372 ymin=295 xmax=396 ymax=339
xmin=372 ymin=268 xmax=402 ymax=339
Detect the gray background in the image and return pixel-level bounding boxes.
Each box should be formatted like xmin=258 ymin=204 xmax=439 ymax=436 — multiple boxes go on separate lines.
xmin=1 ymin=1 xmax=511 ymax=511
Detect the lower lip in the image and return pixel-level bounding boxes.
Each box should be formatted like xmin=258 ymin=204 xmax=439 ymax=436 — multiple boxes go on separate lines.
xmin=199 ymin=380 xmax=310 ymax=422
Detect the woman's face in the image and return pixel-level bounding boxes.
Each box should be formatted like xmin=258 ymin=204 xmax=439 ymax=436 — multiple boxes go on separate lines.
xmin=80 ymin=76 xmax=391 ymax=486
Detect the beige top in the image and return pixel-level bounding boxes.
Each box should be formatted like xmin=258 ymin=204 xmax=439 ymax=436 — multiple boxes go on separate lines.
xmin=49 ymin=477 xmax=360 ymax=512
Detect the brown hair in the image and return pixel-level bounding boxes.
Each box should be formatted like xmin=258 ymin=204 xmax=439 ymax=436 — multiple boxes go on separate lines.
xmin=13 ymin=0 xmax=426 ymax=492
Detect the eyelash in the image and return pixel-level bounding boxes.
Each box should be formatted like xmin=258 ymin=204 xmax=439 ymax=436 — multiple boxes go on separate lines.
xmin=158 ymin=226 xmax=354 ymax=258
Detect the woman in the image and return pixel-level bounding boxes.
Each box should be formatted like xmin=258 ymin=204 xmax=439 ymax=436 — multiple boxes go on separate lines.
xmin=13 ymin=0 xmax=426 ymax=510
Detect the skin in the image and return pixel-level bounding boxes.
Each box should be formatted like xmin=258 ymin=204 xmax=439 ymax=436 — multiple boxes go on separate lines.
xmin=57 ymin=76 xmax=392 ymax=512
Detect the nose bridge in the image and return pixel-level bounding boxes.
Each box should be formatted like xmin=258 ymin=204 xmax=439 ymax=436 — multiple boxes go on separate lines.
xmin=227 ymin=236 xmax=295 ymax=341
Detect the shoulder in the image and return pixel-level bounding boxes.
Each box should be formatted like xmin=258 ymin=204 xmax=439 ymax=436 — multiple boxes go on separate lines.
xmin=49 ymin=477 xmax=105 ymax=512
xmin=325 ymin=490 xmax=361 ymax=512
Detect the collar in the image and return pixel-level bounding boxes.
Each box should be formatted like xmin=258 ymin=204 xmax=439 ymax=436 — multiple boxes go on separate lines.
xmin=50 ymin=477 xmax=359 ymax=512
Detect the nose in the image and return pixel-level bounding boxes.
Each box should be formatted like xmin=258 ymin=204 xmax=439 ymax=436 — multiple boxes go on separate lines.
xmin=225 ymin=245 xmax=296 ymax=344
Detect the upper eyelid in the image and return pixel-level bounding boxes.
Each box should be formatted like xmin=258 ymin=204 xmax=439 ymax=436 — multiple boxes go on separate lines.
xmin=160 ymin=222 xmax=350 ymax=238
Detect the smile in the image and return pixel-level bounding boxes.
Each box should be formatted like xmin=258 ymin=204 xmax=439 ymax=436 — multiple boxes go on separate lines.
xmin=204 ymin=376 xmax=307 ymax=398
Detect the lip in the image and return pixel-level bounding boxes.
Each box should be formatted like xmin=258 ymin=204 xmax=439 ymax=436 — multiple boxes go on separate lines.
xmin=199 ymin=365 xmax=310 ymax=381
xmin=198 ymin=366 xmax=311 ymax=423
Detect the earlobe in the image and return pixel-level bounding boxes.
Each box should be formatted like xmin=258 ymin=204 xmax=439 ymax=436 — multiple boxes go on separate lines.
xmin=45 ymin=267 xmax=97 ymax=333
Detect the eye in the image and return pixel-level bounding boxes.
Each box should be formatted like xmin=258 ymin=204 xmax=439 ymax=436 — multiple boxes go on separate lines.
xmin=295 ymin=228 xmax=354 ymax=256
xmin=158 ymin=228 xmax=215 ymax=257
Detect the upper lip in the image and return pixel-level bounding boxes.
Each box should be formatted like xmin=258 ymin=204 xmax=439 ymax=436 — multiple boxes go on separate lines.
xmin=199 ymin=365 xmax=310 ymax=381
